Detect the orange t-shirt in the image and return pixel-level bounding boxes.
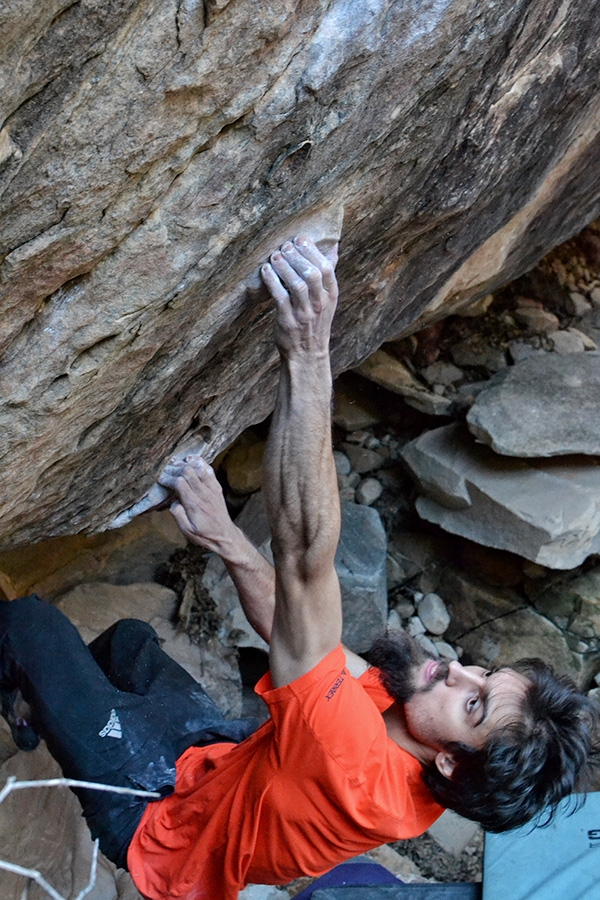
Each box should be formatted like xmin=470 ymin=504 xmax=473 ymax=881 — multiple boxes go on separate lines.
xmin=127 ymin=645 xmax=443 ymax=900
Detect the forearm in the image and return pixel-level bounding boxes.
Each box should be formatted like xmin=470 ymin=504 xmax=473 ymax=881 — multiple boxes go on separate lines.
xmin=219 ymin=527 xmax=275 ymax=644
xmin=263 ymin=356 xmax=340 ymax=572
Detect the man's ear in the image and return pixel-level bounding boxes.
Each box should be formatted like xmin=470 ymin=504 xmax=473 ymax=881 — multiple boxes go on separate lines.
xmin=435 ymin=750 xmax=456 ymax=780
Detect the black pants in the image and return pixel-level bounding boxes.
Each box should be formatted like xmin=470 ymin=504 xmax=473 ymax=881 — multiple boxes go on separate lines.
xmin=0 ymin=595 xmax=257 ymax=868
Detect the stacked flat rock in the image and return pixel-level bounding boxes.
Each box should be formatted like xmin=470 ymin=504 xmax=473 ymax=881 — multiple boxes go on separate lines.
xmin=466 ymin=352 xmax=600 ymax=457
xmin=402 ymin=423 xmax=600 ymax=570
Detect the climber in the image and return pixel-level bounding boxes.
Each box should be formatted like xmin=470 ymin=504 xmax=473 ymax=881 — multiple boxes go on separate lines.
xmin=0 ymin=237 xmax=597 ymax=900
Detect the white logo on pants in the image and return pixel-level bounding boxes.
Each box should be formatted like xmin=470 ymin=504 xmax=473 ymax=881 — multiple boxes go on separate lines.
xmin=99 ymin=709 xmax=122 ymax=739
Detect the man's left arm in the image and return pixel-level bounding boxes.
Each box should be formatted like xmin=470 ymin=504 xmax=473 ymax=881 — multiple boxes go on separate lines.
xmin=160 ymin=457 xmax=368 ymax=675
xmin=159 ymin=456 xmax=275 ymax=644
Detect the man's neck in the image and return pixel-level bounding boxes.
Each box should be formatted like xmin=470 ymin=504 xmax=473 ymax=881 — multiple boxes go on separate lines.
xmin=382 ymin=702 xmax=434 ymax=766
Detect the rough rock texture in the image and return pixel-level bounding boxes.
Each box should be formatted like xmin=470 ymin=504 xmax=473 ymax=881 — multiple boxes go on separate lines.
xmin=2 ymin=1 xmax=600 ymax=547
xmin=466 ymin=352 xmax=600 ymax=456
xmin=401 ymin=423 xmax=600 ymax=569
xmin=0 ymin=509 xmax=186 ymax=601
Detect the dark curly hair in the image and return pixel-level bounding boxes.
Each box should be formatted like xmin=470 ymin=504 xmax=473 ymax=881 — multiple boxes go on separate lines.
xmin=421 ymin=658 xmax=600 ymax=832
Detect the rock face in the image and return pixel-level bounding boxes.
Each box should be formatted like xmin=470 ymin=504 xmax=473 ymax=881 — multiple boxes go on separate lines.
xmin=2 ymin=1 xmax=600 ymax=547
xmin=466 ymin=352 xmax=600 ymax=456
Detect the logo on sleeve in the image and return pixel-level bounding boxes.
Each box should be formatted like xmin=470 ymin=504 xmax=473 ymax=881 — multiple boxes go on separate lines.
xmin=325 ymin=668 xmax=347 ymax=702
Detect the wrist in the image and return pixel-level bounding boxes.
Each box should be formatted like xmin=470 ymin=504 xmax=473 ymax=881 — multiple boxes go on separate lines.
xmin=210 ymin=524 xmax=253 ymax=567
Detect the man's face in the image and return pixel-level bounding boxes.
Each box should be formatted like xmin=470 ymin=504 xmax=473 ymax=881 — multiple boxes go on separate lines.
xmin=404 ymin=656 xmax=530 ymax=753
xmin=369 ymin=630 xmax=529 ymax=755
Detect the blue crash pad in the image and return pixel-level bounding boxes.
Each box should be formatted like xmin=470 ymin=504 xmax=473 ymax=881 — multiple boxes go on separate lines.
xmin=483 ymin=791 xmax=600 ymax=900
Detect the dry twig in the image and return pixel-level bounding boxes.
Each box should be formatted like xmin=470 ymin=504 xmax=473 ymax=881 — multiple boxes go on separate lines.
xmin=0 ymin=775 xmax=159 ymax=900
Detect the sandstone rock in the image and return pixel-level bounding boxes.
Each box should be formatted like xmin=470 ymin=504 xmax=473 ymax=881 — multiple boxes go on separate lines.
xmin=339 ymin=500 xmax=392 ymax=652
xmin=0 ymin=746 xmax=132 ymax=900
xmin=408 ymin=616 xmax=427 ymax=637
xmin=466 ymin=352 xmax=600 ymax=457
xmin=451 ymin=342 xmax=507 ymax=373
xmin=458 ymin=607 xmax=587 ymax=686
xmin=528 ymin=566 xmax=600 ymax=650
xmin=433 ymin=640 xmax=459 ymax=661
xmin=427 ymin=810 xmax=481 ymax=858
xmin=355 ymin=351 xmax=453 ymax=417
xmin=512 ymin=307 xmax=560 ymax=332
xmin=455 ymin=294 xmax=494 ymax=318
xmin=57 ymin=581 xmax=177 ymax=642
xmin=402 ymin=424 xmax=600 ymax=569
xmin=449 ymin=541 xmax=523 ymax=589
xmin=222 ymin=431 xmax=266 ymax=495
xmin=0 ymin=511 xmax=186 ymax=601
xmin=388 ymin=530 xmax=453 ymax=577
xmin=333 ymin=450 xmax=352 ymax=477
xmin=420 ymin=362 xmax=464 ymax=387
xmin=566 ymin=291 xmax=593 ymax=316
xmin=203 ymin=493 xmax=387 ymax=653
xmin=569 ymin=327 xmax=598 ymax=350
xmin=2 ymin=1 xmax=600 ymax=546
xmin=437 ymin=567 xmax=526 ymax=643
xmin=508 ymin=339 xmax=547 ymax=363
xmin=394 ymin=597 xmax=417 ymax=620
xmin=415 ymin=633 xmax=439 ymax=657
xmin=386 ymin=608 xmax=402 ymax=631
xmin=332 ymin=373 xmax=382 ymax=431
xmin=342 ymin=443 xmax=386 ymax=474
xmin=550 ymin=328 xmax=586 ymax=354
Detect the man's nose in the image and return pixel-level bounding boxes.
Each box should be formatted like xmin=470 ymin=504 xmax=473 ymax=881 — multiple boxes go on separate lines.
xmin=446 ymin=661 xmax=486 ymax=688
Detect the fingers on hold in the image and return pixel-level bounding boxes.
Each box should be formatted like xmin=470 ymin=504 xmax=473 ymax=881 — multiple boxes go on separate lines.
xmin=158 ymin=471 xmax=176 ymax=488
xmin=292 ymin=237 xmax=337 ymax=291
xmin=170 ymin=501 xmax=190 ymax=531
xmin=272 ymin=251 xmax=312 ymax=304
xmin=261 ymin=263 xmax=290 ymax=306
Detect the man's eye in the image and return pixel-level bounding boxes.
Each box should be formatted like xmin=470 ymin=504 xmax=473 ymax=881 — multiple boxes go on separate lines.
xmin=467 ymin=696 xmax=480 ymax=713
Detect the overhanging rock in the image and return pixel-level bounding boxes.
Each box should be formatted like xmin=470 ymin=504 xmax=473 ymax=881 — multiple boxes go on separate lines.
xmin=401 ymin=423 xmax=600 ymax=569
xmin=2 ymin=0 xmax=600 ymax=547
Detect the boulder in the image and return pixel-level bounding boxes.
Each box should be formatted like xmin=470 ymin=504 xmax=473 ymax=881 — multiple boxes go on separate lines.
xmin=437 ymin=567 xmax=526 ymax=643
xmin=0 ymin=745 xmax=140 ymax=899
xmin=401 ymin=423 xmax=600 ymax=568
xmin=466 ymin=352 xmax=600 ymax=457
xmin=527 ymin=565 xmax=600 ymax=652
xmin=2 ymin=0 xmax=600 ymax=547
xmin=416 ymin=592 xmax=451 ymax=636
xmin=203 ymin=493 xmax=387 ymax=653
xmin=0 ymin=511 xmax=186 ymax=601
xmin=458 ymin=607 xmax=588 ymax=687
xmin=355 ymin=351 xmax=453 ymax=417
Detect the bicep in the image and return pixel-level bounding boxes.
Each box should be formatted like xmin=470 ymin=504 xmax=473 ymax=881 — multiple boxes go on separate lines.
xmin=268 ymin=567 xmax=343 ymax=687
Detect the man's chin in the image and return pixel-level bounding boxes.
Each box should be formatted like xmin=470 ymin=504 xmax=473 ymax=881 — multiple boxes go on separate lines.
xmin=366 ymin=629 xmax=434 ymax=704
